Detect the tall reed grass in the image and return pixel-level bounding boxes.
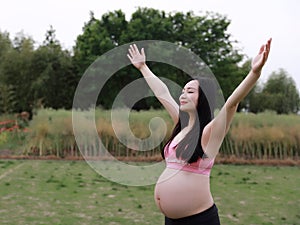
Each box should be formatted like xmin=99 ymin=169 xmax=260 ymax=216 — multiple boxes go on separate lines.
xmin=22 ymin=109 xmax=77 ymax=157
xmin=221 ymin=112 xmax=300 ymax=160
xmin=1 ymin=109 xmax=299 ymax=161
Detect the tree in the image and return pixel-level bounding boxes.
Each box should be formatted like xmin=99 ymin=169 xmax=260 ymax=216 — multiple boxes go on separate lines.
xmin=0 ymin=84 xmax=16 ymax=114
xmin=247 ymin=69 xmax=300 ymax=114
xmin=124 ymin=7 xmax=173 ymax=42
xmin=0 ymin=32 xmax=35 ymax=114
xmin=73 ymin=8 xmax=244 ymax=109
xmin=30 ymin=26 xmax=77 ymax=109
xmin=43 ymin=25 xmax=59 ymax=46
xmin=73 ymin=10 xmax=128 ymax=76
xmin=261 ymin=69 xmax=300 ymax=114
xmin=0 ymin=31 xmax=15 ymax=114
xmin=0 ymin=31 xmax=12 ymax=60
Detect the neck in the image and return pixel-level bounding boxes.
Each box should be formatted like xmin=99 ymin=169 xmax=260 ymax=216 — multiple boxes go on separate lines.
xmin=186 ymin=112 xmax=197 ymax=129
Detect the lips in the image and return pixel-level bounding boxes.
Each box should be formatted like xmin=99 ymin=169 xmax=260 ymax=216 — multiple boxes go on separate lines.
xmin=180 ymin=101 xmax=188 ymax=105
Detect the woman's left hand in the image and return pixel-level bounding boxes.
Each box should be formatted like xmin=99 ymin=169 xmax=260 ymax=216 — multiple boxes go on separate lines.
xmin=251 ymin=38 xmax=272 ymax=74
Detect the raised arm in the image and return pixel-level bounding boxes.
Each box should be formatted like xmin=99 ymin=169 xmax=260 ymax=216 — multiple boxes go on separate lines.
xmin=202 ymin=38 xmax=272 ymax=158
xmin=127 ymin=44 xmax=179 ymax=123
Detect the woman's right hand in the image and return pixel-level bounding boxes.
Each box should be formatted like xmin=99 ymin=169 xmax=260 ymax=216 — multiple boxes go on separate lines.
xmin=127 ymin=44 xmax=146 ymax=70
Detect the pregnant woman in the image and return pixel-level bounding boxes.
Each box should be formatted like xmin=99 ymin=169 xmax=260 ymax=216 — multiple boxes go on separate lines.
xmin=127 ymin=39 xmax=271 ymax=224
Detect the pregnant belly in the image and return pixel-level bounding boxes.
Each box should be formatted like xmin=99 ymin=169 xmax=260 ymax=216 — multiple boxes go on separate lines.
xmin=154 ymin=168 xmax=214 ymax=219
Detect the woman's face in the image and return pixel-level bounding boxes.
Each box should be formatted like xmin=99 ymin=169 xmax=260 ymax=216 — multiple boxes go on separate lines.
xmin=179 ymin=80 xmax=199 ymax=112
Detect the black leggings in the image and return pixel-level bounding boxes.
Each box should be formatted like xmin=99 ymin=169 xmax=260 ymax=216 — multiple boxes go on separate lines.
xmin=165 ymin=204 xmax=220 ymax=225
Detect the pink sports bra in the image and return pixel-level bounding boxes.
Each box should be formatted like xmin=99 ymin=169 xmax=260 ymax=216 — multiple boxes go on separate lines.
xmin=164 ymin=139 xmax=215 ymax=176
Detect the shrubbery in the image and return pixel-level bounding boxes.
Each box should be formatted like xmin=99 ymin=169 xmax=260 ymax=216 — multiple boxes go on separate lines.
xmin=0 ymin=109 xmax=299 ymax=161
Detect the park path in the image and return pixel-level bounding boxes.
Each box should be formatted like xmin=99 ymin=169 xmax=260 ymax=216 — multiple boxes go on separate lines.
xmin=0 ymin=162 xmax=24 ymax=181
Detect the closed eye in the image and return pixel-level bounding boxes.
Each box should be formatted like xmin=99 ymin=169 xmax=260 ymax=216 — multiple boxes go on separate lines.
xmin=182 ymin=87 xmax=197 ymax=94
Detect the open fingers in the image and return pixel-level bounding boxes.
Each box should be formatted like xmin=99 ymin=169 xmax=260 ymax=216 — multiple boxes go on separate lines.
xmin=141 ymin=47 xmax=145 ymax=56
xmin=128 ymin=47 xmax=134 ymax=57
xmin=128 ymin=44 xmax=142 ymax=57
xmin=133 ymin=44 xmax=141 ymax=55
xmin=264 ymin=38 xmax=272 ymax=61
xmin=267 ymin=38 xmax=272 ymax=50
xmin=265 ymin=38 xmax=272 ymax=56
xmin=127 ymin=53 xmax=133 ymax=61
xmin=258 ymin=44 xmax=265 ymax=54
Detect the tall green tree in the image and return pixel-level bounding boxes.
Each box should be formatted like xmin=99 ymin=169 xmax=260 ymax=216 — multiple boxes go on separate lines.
xmin=261 ymin=69 xmax=300 ymax=114
xmin=0 ymin=31 xmax=12 ymax=61
xmin=0 ymin=84 xmax=16 ymax=114
xmin=247 ymin=69 xmax=300 ymax=114
xmin=0 ymin=32 xmax=35 ymax=114
xmin=0 ymin=31 xmax=15 ymax=114
xmin=73 ymin=8 xmax=244 ymax=109
xmin=73 ymin=10 xmax=128 ymax=76
xmin=30 ymin=26 xmax=77 ymax=109
xmin=124 ymin=8 xmax=173 ymax=42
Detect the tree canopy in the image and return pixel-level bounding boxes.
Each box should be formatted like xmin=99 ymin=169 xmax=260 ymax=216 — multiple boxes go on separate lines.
xmin=248 ymin=69 xmax=300 ymax=114
xmin=0 ymin=8 xmax=299 ymax=115
xmin=73 ymin=8 xmax=246 ymax=109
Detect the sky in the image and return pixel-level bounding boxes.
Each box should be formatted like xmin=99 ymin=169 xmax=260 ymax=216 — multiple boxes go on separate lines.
xmin=0 ymin=0 xmax=299 ymax=90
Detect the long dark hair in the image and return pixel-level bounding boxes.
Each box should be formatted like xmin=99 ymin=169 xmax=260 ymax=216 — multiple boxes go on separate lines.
xmin=162 ymin=78 xmax=215 ymax=163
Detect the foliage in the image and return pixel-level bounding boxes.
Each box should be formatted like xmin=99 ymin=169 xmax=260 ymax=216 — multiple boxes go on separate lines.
xmin=0 ymin=84 xmax=17 ymax=114
xmin=30 ymin=26 xmax=77 ymax=110
xmin=0 ymin=28 xmax=77 ymax=115
xmin=248 ymin=69 xmax=300 ymax=114
xmin=0 ymin=8 xmax=298 ymax=114
xmin=73 ymin=8 xmax=245 ymax=109
xmin=0 ymin=32 xmax=35 ymax=114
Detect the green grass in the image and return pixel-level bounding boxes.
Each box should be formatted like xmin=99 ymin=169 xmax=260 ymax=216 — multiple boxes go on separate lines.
xmin=0 ymin=160 xmax=299 ymax=225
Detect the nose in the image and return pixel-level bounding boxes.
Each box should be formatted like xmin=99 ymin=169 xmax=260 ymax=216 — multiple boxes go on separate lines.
xmin=179 ymin=92 xmax=186 ymax=100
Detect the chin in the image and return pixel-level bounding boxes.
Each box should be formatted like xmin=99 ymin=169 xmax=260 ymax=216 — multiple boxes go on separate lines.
xmin=180 ymin=106 xmax=193 ymax=113
xmin=179 ymin=106 xmax=187 ymax=111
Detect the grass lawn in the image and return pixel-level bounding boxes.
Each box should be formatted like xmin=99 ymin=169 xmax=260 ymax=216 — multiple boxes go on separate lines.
xmin=0 ymin=160 xmax=299 ymax=225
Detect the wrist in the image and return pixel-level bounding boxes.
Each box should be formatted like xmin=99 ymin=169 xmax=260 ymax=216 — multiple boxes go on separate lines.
xmin=139 ymin=63 xmax=147 ymax=71
xmin=251 ymin=69 xmax=261 ymax=77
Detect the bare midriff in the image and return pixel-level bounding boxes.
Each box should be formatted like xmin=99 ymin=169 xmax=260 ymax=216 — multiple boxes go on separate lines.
xmin=154 ymin=167 xmax=214 ymax=219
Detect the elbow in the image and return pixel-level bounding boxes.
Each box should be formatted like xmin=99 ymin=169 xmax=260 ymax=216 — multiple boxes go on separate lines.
xmin=226 ymin=97 xmax=239 ymax=110
xmin=156 ymin=83 xmax=169 ymax=98
xmin=229 ymin=104 xmax=239 ymax=113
